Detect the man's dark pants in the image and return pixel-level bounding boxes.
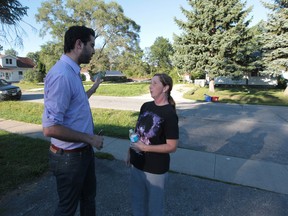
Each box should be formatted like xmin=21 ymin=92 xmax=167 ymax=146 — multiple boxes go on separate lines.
xmin=49 ymin=146 xmax=96 ymax=216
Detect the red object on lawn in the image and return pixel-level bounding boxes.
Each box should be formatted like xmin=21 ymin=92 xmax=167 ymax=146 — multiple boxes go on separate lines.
xmin=211 ymin=96 xmax=219 ymax=102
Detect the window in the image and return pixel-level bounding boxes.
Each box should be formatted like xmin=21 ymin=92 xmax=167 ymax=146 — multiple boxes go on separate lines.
xmin=5 ymin=58 xmax=12 ymax=64
xmin=18 ymin=71 xmax=23 ymax=75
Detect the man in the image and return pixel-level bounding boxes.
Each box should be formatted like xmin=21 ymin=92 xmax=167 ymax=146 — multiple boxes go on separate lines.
xmin=42 ymin=25 xmax=103 ymax=216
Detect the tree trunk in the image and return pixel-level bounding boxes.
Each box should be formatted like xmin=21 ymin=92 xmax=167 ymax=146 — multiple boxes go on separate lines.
xmin=209 ymin=80 xmax=215 ymax=92
xmin=284 ymin=85 xmax=288 ymax=96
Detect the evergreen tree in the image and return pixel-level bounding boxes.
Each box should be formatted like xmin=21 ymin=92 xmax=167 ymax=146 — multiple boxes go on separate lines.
xmin=0 ymin=0 xmax=28 ymax=47
xmin=261 ymin=0 xmax=288 ymax=75
xmin=172 ymin=0 xmax=256 ymax=79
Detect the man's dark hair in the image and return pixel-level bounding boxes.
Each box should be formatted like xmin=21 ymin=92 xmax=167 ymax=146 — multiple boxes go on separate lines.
xmin=64 ymin=26 xmax=95 ymax=53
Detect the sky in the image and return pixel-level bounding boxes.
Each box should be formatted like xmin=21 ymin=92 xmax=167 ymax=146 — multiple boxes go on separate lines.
xmin=1 ymin=0 xmax=272 ymax=57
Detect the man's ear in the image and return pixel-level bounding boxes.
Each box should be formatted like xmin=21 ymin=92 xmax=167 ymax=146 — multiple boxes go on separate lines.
xmin=75 ymin=39 xmax=83 ymax=49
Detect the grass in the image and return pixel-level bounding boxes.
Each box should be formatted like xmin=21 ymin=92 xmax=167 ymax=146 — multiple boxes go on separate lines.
xmin=16 ymin=81 xmax=45 ymax=91
xmin=17 ymin=81 xmax=150 ymax=96
xmin=183 ymin=84 xmax=288 ymax=106
xmin=84 ymin=82 xmax=150 ymax=96
xmin=0 ymin=130 xmax=116 ymax=197
xmin=0 ymin=130 xmax=50 ymax=195
xmin=0 ymin=101 xmax=139 ymax=139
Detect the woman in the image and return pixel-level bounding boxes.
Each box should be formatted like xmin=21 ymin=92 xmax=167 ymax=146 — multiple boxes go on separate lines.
xmin=127 ymin=73 xmax=179 ymax=216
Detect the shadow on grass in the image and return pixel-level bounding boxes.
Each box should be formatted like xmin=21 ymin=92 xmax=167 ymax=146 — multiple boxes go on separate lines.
xmin=0 ymin=131 xmax=50 ymax=196
xmin=0 ymin=130 xmax=116 ymax=197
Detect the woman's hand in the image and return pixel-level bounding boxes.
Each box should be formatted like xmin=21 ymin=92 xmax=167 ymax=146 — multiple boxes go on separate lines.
xmin=130 ymin=141 xmax=147 ymax=152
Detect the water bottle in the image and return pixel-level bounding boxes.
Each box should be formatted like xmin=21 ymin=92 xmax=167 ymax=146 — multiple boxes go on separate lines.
xmin=129 ymin=129 xmax=141 ymax=154
xmin=129 ymin=129 xmax=139 ymax=143
xmin=129 ymin=129 xmax=142 ymax=155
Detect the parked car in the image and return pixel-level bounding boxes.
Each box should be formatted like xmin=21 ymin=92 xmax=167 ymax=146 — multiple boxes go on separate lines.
xmin=0 ymin=79 xmax=22 ymax=100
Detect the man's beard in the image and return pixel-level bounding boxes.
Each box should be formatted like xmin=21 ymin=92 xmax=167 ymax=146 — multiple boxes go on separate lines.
xmin=79 ymin=50 xmax=91 ymax=64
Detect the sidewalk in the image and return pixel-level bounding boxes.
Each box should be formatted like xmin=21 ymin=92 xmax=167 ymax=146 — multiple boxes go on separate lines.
xmin=1 ymin=118 xmax=288 ymax=195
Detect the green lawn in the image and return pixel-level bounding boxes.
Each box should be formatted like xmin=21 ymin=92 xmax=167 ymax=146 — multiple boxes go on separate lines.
xmin=16 ymin=81 xmax=45 ymax=91
xmin=84 ymin=82 xmax=150 ymax=96
xmin=0 ymin=130 xmax=50 ymax=195
xmin=0 ymin=130 xmax=114 ymax=197
xmin=0 ymin=101 xmax=139 ymax=139
xmin=183 ymin=84 xmax=288 ymax=106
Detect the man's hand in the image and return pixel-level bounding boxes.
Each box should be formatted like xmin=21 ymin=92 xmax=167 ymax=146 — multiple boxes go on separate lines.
xmin=89 ymin=134 xmax=104 ymax=150
xmin=86 ymin=75 xmax=103 ymax=98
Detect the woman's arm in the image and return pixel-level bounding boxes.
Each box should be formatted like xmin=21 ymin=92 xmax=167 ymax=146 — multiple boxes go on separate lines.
xmin=131 ymin=139 xmax=178 ymax=154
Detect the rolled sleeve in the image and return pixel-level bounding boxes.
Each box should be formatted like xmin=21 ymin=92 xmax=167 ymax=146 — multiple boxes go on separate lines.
xmin=42 ymin=75 xmax=71 ymax=128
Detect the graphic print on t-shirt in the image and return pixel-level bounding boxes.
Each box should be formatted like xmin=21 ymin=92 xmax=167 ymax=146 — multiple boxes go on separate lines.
xmin=136 ymin=111 xmax=163 ymax=145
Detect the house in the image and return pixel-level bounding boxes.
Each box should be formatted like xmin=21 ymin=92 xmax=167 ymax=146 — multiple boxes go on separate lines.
xmin=80 ymin=69 xmax=127 ymax=82
xmin=191 ymin=72 xmax=278 ymax=87
xmin=214 ymin=75 xmax=278 ymax=86
xmin=103 ymin=70 xmax=126 ymax=82
xmin=0 ymin=54 xmax=35 ymax=82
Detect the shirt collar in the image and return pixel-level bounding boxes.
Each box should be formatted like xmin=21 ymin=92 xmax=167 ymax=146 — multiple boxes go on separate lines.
xmin=60 ymin=54 xmax=81 ymax=76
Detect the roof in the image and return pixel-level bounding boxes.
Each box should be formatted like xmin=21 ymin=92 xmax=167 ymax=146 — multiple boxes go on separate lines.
xmin=17 ymin=57 xmax=35 ymax=68
xmin=105 ymin=70 xmax=125 ymax=77
xmin=0 ymin=54 xmax=35 ymax=69
xmin=0 ymin=54 xmax=17 ymax=59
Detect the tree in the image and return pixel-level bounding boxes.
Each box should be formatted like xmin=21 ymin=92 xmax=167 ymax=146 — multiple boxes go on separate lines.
xmin=172 ymin=0 xmax=256 ymax=80
xmin=26 ymin=51 xmax=40 ymax=63
xmin=261 ymin=0 xmax=288 ymax=74
xmin=261 ymin=0 xmax=288 ymax=94
xmin=114 ymin=48 xmax=150 ymax=78
xmin=23 ymin=61 xmax=46 ymax=83
xmin=35 ymin=0 xmax=141 ymax=75
xmin=23 ymin=51 xmax=46 ymax=82
xmin=0 ymin=0 xmax=28 ymax=47
xmin=4 ymin=48 xmax=18 ymax=56
xmin=39 ymin=42 xmax=63 ymax=71
xmin=148 ymin=37 xmax=174 ymax=70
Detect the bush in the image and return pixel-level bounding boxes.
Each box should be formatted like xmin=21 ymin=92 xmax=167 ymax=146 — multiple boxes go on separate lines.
xmin=23 ymin=68 xmax=45 ymax=83
xmin=80 ymin=74 xmax=86 ymax=81
xmin=277 ymin=76 xmax=287 ymax=89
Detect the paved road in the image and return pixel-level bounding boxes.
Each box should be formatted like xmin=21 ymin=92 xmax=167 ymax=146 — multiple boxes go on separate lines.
xmin=178 ymin=102 xmax=288 ymax=164
xmin=21 ymin=91 xmax=288 ymax=164
xmin=1 ymin=159 xmax=288 ymax=216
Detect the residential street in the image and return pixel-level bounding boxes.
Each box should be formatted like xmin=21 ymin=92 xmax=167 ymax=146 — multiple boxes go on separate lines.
xmin=21 ymin=87 xmax=288 ymax=165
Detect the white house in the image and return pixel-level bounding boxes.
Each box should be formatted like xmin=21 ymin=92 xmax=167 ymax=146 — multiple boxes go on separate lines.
xmin=0 ymin=54 xmax=35 ymax=82
xmin=192 ymin=72 xmax=278 ymax=87
xmin=214 ymin=75 xmax=278 ymax=86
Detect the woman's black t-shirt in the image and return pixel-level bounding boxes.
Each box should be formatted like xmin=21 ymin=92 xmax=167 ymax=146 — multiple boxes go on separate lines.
xmin=130 ymin=101 xmax=179 ymax=174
